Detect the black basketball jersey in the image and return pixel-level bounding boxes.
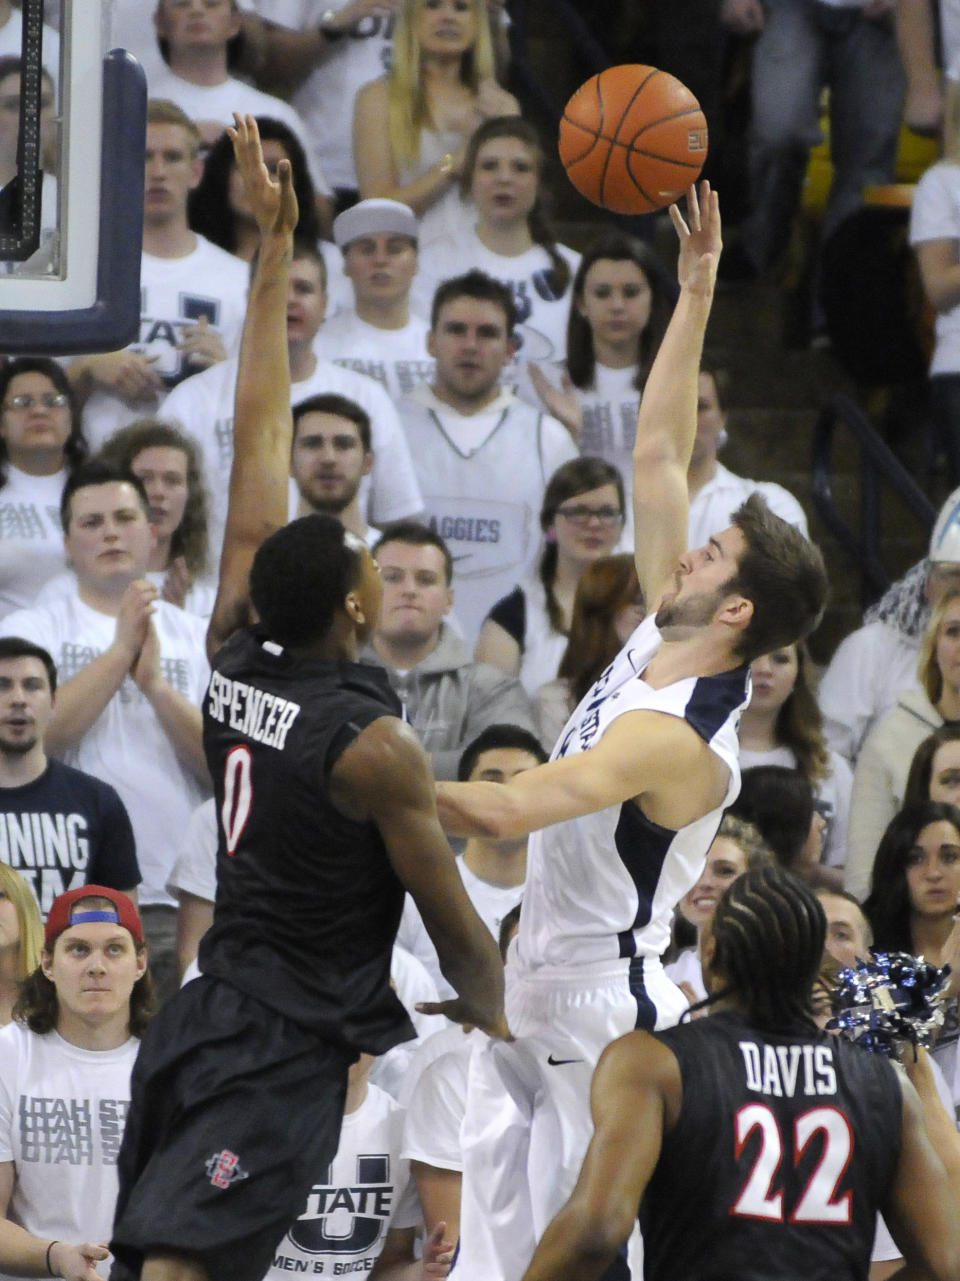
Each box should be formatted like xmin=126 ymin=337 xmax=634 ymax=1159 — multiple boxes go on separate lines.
xmin=639 ymin=1010 xmax=903 ymax=1281
xmin=198 ymin=627 xmax=414 ymax=1054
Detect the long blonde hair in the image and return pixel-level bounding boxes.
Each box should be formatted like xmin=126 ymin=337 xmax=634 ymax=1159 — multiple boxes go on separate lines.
xmin=0 ymin=865 xmax=43 ymax=980
xmin=388 ymin=0 xmax=496 ymax=171
xmin=918 ymin=587 xmax=960 ymax=705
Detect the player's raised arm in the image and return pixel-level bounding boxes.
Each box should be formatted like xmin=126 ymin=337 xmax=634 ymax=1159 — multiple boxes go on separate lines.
xmin=207 ymin=114 xmax=299 ymax=661
xmin=632 ymin=181 xmax=721 ymax=613
xmin=437 ymin=707 xmax=728 ymax=841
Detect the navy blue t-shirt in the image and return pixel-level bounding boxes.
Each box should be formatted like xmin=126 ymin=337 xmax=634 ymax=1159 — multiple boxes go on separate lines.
xmin=0 ymin=759 xmax=139 ymax=918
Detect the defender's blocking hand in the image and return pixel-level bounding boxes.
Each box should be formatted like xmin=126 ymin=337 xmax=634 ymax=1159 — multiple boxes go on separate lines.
xmin=227 ymin=113 xmax=299 ymax=240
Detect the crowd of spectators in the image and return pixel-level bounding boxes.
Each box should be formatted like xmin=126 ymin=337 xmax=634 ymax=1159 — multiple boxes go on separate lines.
xmin=1 ymin=0 xmax=960 ymax=1275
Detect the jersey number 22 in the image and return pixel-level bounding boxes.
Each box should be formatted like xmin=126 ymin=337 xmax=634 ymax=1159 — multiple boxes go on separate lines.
xmin=732 ymin=1102 xmax=852 ymax=1224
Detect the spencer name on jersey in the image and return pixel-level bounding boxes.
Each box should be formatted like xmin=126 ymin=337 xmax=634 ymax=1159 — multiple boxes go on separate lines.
xmin=206 ymin=671 xmax=301 ymax=751
xmin=739 ymin=1040 xmax=837 ymax=1099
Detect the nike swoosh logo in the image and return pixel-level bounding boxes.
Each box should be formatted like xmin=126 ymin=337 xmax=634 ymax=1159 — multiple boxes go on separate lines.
xmin=547 ymin=1054 xmax=583 ymax=1066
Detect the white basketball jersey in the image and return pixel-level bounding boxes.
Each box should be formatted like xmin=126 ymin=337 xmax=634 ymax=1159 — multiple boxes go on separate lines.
xmin=516 ymin=613 xmax=749 ymax=973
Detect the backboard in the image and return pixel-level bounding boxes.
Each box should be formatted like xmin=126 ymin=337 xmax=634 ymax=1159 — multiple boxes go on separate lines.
xmin=0 ymin=0 xmax=145 ymax=354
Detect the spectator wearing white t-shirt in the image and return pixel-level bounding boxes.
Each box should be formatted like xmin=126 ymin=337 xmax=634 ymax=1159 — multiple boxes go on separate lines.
xmin=68 ymin=102 xmax=249 ymax=451
xmin=414 ymin=116 xmax=581 ymax=396
xmin=0 ymin=463 xmax=211 ymax=1002
xmin=397 ymin=724 xmax=544 ymax=996
xmin=161 ymin=239 xmax=424 ymax=567
xmin=290 ymin=393 xmax=380 ymax=548
xmin=148 ymin=0 xmax=332 ymax=216
xmin=528 ymin=230 xmax=674 ymax=520
xmin=0 ymin=359 xmax=88 ymax=620
xmin=314 ymin=198 xmax=434 ymax=402
xmin=0 ymin=885 xmax=151 ymax=1281
xmin=107 ymin=0 xmax=257 ymax=86
xmin=97 ymin=420 xmax=216 ymax=620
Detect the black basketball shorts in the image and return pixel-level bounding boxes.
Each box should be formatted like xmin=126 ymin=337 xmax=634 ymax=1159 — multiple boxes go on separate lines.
xmin=109 ymin=974 xmax=353 ymax=1281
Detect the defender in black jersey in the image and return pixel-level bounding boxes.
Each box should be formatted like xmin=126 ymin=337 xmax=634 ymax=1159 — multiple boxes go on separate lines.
xmin=109 ymin=117 xmax=506 ymax=1281
xmin=521 ymin=865 xmax=960 ymax=1281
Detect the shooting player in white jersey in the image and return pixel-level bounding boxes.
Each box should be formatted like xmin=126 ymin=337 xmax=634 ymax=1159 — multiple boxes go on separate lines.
xmin=426 ymin=183 xmax=830 ymax=1281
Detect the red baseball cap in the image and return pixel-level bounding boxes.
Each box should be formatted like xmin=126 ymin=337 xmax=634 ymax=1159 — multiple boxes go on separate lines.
xmin=44 ymin=886 xmax=144 ymax=948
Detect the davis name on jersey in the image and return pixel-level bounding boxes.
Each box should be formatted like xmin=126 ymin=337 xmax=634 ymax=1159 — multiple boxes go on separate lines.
xmin=740 ymin=1040 xmax=838 ymax=1099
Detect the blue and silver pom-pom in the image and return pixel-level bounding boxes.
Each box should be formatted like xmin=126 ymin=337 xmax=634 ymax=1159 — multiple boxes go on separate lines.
xmin=827 ymin=951 xmax=951 ymax=1057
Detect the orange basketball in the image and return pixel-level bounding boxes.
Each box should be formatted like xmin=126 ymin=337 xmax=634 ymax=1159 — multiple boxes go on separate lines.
xmin=559 ymin=64 xmax=708 ymax=215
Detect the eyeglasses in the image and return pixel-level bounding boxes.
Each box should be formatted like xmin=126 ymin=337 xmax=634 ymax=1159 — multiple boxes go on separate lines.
xmin=554 ymin=504 xmax=624 ymax=527
xmin=3 ymin=393 xmax=70 ymax=410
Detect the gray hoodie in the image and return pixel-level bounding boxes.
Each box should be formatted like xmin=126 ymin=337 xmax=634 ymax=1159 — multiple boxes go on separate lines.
xmin=360 ymin=623 xmax=537 ymax=780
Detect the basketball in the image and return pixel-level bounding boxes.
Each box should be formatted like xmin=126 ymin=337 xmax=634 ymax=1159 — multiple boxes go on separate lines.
xmin=559 ymin=65 xmax=708 ymax=215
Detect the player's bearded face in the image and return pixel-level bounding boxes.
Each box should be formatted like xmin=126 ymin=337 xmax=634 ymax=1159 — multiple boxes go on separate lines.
xmin=655 ymin=582 xmax=727 ymax=634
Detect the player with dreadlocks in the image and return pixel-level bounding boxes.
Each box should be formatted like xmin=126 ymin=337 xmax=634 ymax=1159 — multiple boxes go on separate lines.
xmin=520 ymin=863 xmax=960 ymax=1281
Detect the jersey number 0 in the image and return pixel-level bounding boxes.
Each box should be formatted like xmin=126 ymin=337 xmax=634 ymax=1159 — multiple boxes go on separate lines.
xmin=222 ymin=745 xmax=253 ymax=855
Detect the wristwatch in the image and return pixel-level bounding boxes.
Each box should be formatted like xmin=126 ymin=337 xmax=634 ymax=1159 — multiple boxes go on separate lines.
xmin=319 ymin=8 xmax=344 ymax=37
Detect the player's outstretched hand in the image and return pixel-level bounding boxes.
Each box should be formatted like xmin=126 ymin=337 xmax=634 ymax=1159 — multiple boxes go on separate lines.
xmin=227 ymin=113 xmax=299 ymax=241
xmin=416 ymin=996 xmax=512 ymax=1041
xmin=48 ymin=1241 xmax=110 ymax=1281
xmin=669 ymin=179 xmax=721 ymax=297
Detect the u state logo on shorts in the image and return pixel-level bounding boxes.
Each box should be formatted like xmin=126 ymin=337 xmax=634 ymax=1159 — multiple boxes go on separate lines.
xmin=205 ymin=1149 xmax=249 ymax=1189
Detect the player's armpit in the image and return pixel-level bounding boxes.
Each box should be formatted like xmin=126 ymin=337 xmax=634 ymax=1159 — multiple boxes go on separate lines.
xmin=333 ymin=718 xmax=508 ymax=1039
xmin=882 ymin=1074 xmax=960 ymax=1281
xmin=437 ymin=710 xmax=727 ymax=840
xmin=520 ymin=1032 xmax=678 ymax=1281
